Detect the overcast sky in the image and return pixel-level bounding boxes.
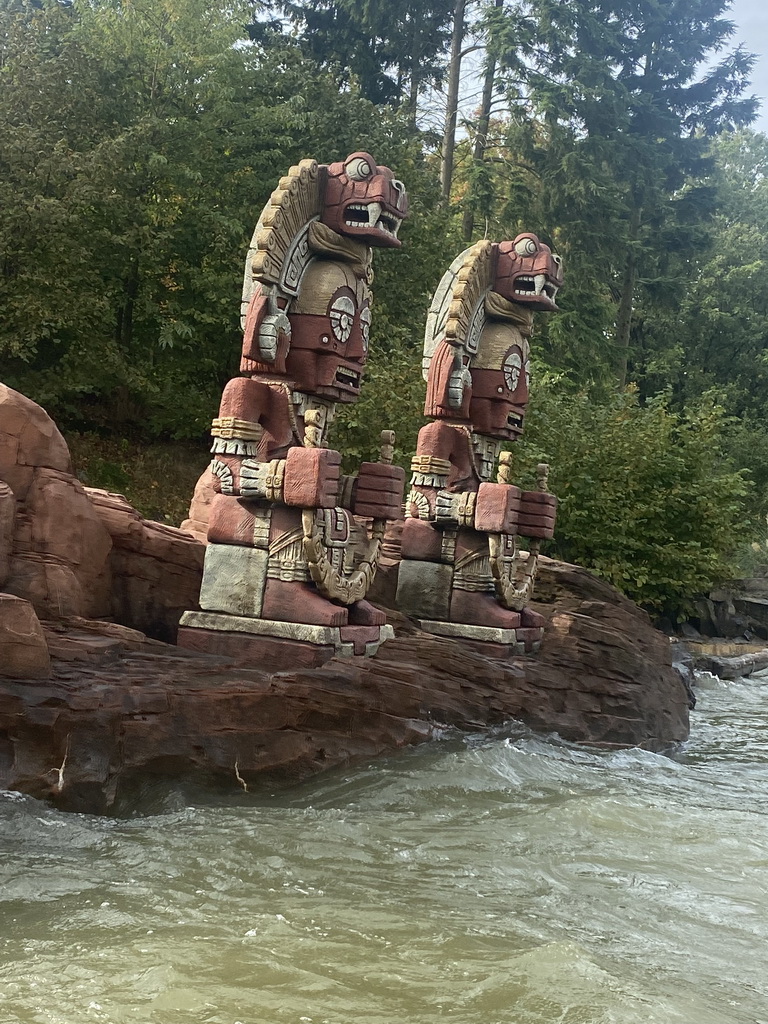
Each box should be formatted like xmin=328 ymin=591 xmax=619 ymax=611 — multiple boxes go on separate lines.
xmin=731 ymin=0 xmax=768 ymax=130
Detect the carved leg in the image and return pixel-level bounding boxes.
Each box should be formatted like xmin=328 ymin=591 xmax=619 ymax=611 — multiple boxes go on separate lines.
xmin=348 ymin=599 xmax=387 ymax=626
xmin=261 ymin=579 xmax=349 ymax=627
xmin=449 ymin=589 xmax=521 ymax=629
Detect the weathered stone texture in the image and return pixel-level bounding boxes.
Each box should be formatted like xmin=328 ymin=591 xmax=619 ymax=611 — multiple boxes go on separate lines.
xmin=86 ymin=489 xmax=205 ymax=642
xmin=0 ymin=481 xmax=14 ymax=587
xmin=180 ymin=467 xmax=215 ymax=543
xmin=0 ymin=384 xmax=204 ymax=636
xmin=0 ymin=384 xmax=113 ymax=618
xmin=0 ymin=554 xmax=689 ymax=813
xmin=0 ymin=594 xmax=50 ymax=679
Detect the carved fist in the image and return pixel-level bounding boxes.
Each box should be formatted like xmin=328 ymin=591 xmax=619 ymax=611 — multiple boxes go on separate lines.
xmin=434 ymin=489 xmax=476 ymax=526
xmin=353 ymin=462 xmax=406 ymax=520
xmin=283 ymin=447 xmax=342 ymax=508
xmin=475 ymin=482 xmax=522 ymax=533
xmin=517 ymin=490 xmax=557 ymax=539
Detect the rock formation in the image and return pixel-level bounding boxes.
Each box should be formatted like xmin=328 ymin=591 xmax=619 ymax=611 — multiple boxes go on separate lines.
xmin=0 ymin=554 xmax=690 ymax=814
xmin=0 ymin=383 xmax=689 ymax=813
xmin=0 ymin=383 xmax=205 ymax=673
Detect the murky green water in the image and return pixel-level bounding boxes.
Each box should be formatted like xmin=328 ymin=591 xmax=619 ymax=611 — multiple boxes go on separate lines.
xmin=2 ymin=671 xmax=768 ymax=1024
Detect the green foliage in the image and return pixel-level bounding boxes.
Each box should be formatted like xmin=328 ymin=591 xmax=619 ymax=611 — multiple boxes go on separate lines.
xmin=67 ymin=432 xmax=208 ymax=524
xmin=278 ymin=0 xmax=455 ymax=106
xmin=510 ymin=380 xmax=754 ymax=614
xmin=0 ymin=0 xmax=447 ymax=438
xmin=330 ymin=338 xmax=426 ymax=472
xmin=2 ymin=0 xmax=768 ymax=615
xmin=482 ymin=0 xmax=757 ymax=389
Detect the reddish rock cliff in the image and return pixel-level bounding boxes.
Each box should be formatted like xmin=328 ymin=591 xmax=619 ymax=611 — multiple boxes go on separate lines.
xmin=0 ymin=385 xmax=689 ymax=812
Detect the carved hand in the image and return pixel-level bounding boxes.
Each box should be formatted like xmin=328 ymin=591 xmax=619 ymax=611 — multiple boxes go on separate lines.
xmin=434 ymin=489 xmax=476 ymax=526
xmin=474 ymin=481 xmax=522 ymax=534
xmin=517 ymin=489 xmax=557 ymax=539
xmin=352 ymin=462 xmax=406 ymax=520
xmin=282 ymin=447 xmax=342 ymax=508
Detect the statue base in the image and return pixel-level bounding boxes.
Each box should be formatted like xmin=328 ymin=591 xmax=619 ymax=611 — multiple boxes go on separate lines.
xmin=414 ymin=619 xmax=544 ymax=657
xmin=177 ymin=611 xmax=394 ymax=670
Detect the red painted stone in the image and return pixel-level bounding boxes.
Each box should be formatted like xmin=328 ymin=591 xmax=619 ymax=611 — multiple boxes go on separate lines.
xmin=449 ymin=589 xmax=521 ymax=629
xmin=475 ymin=482 xmax=521 ymax=533
xmin=178 ymin=626 xmax=336 ymax=670
xmin=207 ymin=493 xmax=259 ymax=546
xmin=400 ymin=518 xmax=442 ymax=561
xmin=283 ymin=447 xmax=342 ymax=508
xmin=261 ymin=579 xmax=349 ymax=627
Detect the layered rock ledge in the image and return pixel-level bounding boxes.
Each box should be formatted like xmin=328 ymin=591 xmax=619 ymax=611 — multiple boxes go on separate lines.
xmin=0 ymin=557 xmax=689 ymax=814
xmin=0 ymin=383 xmax=690 ymax=812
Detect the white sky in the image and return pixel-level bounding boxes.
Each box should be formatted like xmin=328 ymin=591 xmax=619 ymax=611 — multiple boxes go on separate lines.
xmin=731 ymin=0 xmax=768 ymax=130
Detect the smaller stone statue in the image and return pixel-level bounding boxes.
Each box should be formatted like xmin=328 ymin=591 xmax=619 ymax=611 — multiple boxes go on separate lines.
xmin=179 ymin=153 xmax=408 ymax=667
xmin=396 ymin=235 xmax=563 ymax=655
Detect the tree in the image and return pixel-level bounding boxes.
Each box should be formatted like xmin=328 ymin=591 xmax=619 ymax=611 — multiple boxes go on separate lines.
xmin=511 ymin=380 xmax=754 ymax=614
xmin=0 ymin=0 xmax=449 ymax=437
xmin=489 ymin=0 xmax=757 ymax=388
xmin=280 ymin=0 xmax=456 ymax=108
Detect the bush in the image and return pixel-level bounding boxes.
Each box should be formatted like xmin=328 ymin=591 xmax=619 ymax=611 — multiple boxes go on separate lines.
xmin=509 ymin=380 xmax=755 ymax=616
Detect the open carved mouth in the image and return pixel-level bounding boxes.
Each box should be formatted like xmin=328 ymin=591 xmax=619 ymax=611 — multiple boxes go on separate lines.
xmin=507 ymin=411 xmax=524 ymax=430
xmin=513 ymin=275 xmax=558 ymax=302
xmin=344 ymin=202 xmax=401 ymax=239
xmin=334 ymin=366 xmax=362 ymax=388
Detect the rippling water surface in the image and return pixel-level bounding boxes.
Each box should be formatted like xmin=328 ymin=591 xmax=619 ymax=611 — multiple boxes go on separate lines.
xmin=2 ymin=671 xmax=768 ymax=1024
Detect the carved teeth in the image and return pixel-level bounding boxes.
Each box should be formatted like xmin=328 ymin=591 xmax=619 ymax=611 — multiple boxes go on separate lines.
xmin=344 ymin=203 xmax=402 ymax=237
xmin=514 ymin=274 xmax=556 ymax=300
xmin=335 ymin=367 xmax=361 ymax=386
xmin=367 ymin=202 xmax=382 ymax=228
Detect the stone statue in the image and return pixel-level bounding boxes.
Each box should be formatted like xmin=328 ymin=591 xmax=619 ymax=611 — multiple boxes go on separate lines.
xmin=178 ymin=153 xmax=408 ymax=667
xmin=396 ymin=235 xmax=563 ymax=656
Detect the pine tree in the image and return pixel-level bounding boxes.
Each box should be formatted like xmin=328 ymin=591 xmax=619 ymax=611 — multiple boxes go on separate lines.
xmin=490 ymin=0 xmax=757 ymax=387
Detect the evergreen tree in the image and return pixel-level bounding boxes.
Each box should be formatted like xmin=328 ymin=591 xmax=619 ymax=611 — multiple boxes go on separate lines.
xmin=488 ymin=0 xmax=757 ymax=388
xmin=279 ymin=0 xmax=456 ymax=107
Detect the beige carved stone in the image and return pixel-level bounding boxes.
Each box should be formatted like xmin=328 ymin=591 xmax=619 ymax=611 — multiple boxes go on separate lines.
xmin=199 ymin=543 xmax=267 ymax=618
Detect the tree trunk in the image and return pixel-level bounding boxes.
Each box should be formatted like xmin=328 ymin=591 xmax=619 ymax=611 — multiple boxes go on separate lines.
xmin=615 ymin=208 xmax=640 ymax=389
xmin=461 ymin=0 xmax=502 ymax=241
xmin=440 ymin=0 xmax=467 ymax=204
xmin=116 ymin=255 xmax=140 ymax=348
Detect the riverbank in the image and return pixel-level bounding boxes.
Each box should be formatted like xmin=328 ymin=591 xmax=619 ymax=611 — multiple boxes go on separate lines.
xmin=0 ymin=381 xmax=690 ymax=811
xmin=0 ymin=556 xmax=689 ymax=813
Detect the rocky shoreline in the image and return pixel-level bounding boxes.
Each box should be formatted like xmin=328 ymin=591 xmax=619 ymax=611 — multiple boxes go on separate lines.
xmin=0 ymin=383 xmax=691 ymax=813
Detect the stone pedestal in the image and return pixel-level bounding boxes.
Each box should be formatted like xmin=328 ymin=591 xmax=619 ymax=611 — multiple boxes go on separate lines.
xmin=414 ymin=618 xmax=544 ymax=656
xmin=177 ymin=610 xmax=394 ymax=670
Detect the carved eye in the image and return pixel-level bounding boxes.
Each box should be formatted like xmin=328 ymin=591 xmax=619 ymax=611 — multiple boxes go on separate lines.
xmin=503 ymin=349 xmax=523 ymax=391
xmin=514 ymin=237 xmax=538 ymax=257
xmin=346 ymin=157 xmax=372 ymax=181
xmin=330 ymin=294 xmax=356 ymax=343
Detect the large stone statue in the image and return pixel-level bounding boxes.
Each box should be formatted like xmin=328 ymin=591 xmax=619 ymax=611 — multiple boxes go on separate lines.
xmin=178 ymin=153 xmax=408 ymax=667
xmin=396 ymin=235 xmax=563 ymax=656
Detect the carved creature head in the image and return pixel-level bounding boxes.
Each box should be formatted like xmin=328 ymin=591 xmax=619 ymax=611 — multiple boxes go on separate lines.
xmin=423 ymin=235 xmax=564 ymax=439
xmin=494 ymin=233 xmax=563 ymax=311
xmin=321 ymin=152 xmax=408 ymax=248
xmin=285 ymin=269 xmax=370 ymax=404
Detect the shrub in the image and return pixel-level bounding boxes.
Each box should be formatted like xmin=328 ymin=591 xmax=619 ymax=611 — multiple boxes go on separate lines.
xmin=509 ymin=380 xmax=754 ymax=616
